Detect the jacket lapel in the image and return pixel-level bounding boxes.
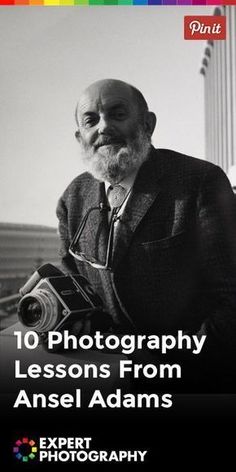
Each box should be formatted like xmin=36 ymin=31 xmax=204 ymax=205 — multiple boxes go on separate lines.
xmin=111 ymin=148 xmax=166 ymax=271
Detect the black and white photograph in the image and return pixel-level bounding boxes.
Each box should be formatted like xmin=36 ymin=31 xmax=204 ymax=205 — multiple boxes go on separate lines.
xmin=0 ymin=4 xmax=236 ymax=468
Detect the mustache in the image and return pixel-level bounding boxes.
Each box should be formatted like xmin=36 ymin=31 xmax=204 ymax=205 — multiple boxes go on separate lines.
xmin=94 ymin=136 xmax=126 ymax=149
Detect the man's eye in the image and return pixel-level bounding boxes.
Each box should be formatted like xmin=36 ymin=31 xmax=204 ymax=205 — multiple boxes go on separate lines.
xmin=111 ymin=110 xmax=127 ymax=120
xmin=83 ymin=117 xmax=97 ymax=127
xmin=116 ymin=113 xmax=126 ymax=119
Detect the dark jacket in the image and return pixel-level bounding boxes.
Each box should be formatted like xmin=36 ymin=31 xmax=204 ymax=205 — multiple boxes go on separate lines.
xmin=56 ymin=148 xmax=236 ymax=391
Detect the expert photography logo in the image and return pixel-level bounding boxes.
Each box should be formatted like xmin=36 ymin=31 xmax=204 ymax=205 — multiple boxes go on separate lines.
xmin=13 ymin=437 xmax=37 ymax=462
xmin=184 ymin=15 xmax=226 ymax=40
xmin=12 ymin=436 xmax=148 ymax=464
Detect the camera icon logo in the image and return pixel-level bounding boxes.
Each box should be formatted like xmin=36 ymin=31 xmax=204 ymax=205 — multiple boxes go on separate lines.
xmin=13 ymin=437 xmax=37 ymax=462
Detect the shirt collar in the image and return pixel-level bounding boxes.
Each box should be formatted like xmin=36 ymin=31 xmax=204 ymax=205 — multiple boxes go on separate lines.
xmin=104 ymin=168 xmax=139 ymax=195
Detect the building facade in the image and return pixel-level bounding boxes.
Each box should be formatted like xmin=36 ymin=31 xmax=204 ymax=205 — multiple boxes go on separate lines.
xmin=0 ymin=222 xmax=60 ymax=297
xmin=200 ymin=6 xmax=236 ymax=177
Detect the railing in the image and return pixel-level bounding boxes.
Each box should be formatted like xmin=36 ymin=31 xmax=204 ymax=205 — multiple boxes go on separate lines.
xmin=0 ymin=294 xmax=20 ymax=330
xmin=0 ymin=293 xmax=20 ymax=305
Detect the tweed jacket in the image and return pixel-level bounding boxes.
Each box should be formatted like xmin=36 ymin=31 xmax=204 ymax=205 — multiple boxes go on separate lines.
xmin=57 ymin=148 xmax=236 ymax=390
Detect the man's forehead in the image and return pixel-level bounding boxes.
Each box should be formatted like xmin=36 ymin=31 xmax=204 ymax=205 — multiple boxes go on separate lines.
xmin=77 ymin=81 xmax=135 ymax=115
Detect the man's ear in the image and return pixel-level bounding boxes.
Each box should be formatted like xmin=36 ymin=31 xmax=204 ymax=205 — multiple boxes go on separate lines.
xmin=144 ymin=111 xmax=157 ymax=137
xmin=75 ymin=130 xmax=81 ymax=141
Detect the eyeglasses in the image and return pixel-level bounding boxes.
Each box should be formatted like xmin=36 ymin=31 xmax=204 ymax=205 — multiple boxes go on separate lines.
xmin=69 ymin=203 xmax=120 ymax=270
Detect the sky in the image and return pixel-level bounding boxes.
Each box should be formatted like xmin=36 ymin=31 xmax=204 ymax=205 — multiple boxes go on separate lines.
xmin=0 ymin=6 xmax=212 ymax=227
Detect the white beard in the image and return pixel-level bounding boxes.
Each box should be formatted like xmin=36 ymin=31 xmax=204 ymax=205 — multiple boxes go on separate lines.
xmin=80 ymin=128 xmax=151 ymax=185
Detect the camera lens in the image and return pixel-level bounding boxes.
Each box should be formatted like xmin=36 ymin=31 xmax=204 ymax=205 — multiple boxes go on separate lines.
xmin=18 ymin=289 xmax=60 ymax=332
xmin=21 ymin=298 xmax=42 ymax=327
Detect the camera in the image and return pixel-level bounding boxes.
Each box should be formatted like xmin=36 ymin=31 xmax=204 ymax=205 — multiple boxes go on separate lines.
xmin=17 ymin=264 xmax=112 ymax=343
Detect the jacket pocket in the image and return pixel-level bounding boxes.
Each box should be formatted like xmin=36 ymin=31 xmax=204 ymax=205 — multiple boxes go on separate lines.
xmin=141 ymin=230 xmax=188 ymax=250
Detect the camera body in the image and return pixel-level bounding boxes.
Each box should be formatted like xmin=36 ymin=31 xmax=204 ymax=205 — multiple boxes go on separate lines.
xmin=17 ymin=264 xmax=111 ymax=343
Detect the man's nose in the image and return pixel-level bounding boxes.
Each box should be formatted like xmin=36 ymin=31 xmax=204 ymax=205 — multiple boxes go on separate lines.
xmin=97 ymin=115 xmax=113 ymax=134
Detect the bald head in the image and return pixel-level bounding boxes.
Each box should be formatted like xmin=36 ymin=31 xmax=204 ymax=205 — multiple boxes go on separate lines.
xmin=75 ymin=79 xmax=149 ymax=128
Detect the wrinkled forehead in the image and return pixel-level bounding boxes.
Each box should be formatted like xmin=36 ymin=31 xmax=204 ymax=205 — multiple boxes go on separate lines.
xmin=77 ymin=82 xmax=136 ymax=118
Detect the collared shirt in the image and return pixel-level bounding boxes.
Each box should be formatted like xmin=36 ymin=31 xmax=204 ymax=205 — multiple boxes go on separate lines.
xmin=105 ymin=168 xmax=139 ymax=222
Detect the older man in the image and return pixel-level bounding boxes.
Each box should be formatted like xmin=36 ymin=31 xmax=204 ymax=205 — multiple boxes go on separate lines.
xmin=57 ymin=79 xmax=236 ymax=391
